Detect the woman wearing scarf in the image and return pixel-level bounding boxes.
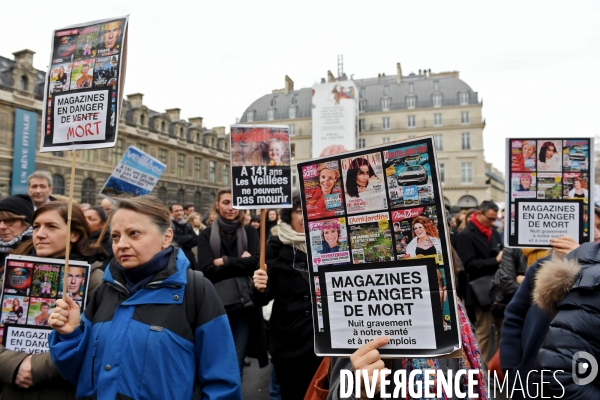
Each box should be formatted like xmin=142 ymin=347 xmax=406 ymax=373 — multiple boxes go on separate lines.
xmin=197 ymin=188 xmax=268 ymax=378
xmin=0 ymin=194 xmax=34 ymax=268
xmin=253 ymin=194 xmax=323 ymax=400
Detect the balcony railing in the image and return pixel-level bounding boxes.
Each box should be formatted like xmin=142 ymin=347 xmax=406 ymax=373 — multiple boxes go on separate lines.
xmin=360 ymin=117 xmax=483 ymax=133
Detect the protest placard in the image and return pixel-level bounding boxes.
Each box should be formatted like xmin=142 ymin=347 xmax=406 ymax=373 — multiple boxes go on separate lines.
xmin=506 ymin=138 xmax=594 ymax=247
xmin=100 ymin=146 xmax=166 ymax=198
xmin=230 ymin=125 xmax=293 ymax=209
xmin=298 ymin=136 xmax=459 ymax=357
xmin=40 ymin=16 xmax=129 ymax=152
xmin=1 ymin=256 xmax=90 ymax=348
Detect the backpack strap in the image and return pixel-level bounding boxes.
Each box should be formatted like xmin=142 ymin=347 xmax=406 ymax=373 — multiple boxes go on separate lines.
xmin=185 ymin=267 xmax=205 ymax=331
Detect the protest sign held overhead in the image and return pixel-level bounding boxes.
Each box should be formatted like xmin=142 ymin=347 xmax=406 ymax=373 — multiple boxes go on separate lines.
xmin=506 ymin=138 xmax=594 ymax=247
xmin=40 ymin=16 xmax=129 ymax=152
xmin=230 ymin=125 xmax=293 ymax=209
xmin=298 ymin=136 xmax=459 ymax=357
xmin=1 ymin=256 xmax=90 ymax=351
xmin=99 ymin=146 xmax=166 ymax=198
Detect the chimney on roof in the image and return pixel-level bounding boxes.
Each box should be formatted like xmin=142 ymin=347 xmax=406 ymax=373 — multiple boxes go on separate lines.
xmin=284 ymin=75 xmax=294 ymax=94
xmin=327 ymin=70 xmax=335 ymax=82
xmin=428 ymin=69 xmax=431 ymax=75
xmin=189 ymin=117 xmax=203 ymax=129
xmin=127 ymin=93 xmax=144 ymax=108
xmin=396 ymin=63 xmax=402 ymax=84
xmin=418 ymin=69 xmax=422 ymax=76
xmin=13 ymin=49 xmax=35 ymax=66
xmin=165 ymin=108 xmax=181 ymax=121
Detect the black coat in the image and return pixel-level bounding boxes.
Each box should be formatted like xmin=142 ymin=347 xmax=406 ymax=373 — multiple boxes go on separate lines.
xmin=171 ymin=220 xmax=198 ymax=269
xmin=252 ymin=236 xmax=314 ymax=362
xmin=497 ymin=247 xmax=526 ymax=298
xmin=455 ymin=221 xmax=502 ymax=282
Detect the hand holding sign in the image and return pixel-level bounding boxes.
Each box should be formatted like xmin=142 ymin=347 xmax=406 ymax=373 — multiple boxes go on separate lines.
xmin=349 ymin=335 xmax=390 ymax=398
xmin=49 ymin=295 xmax=81 ymax=335
xmin=253 ymin=268 xmax=268 ymax=292
xmin=550 ymin=236 xmax=580 ymax=257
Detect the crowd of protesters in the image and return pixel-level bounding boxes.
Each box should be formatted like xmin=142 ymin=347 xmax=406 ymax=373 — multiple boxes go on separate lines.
xmin=0 ymin=170 xmax=598 ymax=399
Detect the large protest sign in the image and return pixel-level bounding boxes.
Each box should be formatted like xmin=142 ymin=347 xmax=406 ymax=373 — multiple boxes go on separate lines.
xmin=311 ymin=81 xmax=358 ymax=157
xmin=298 ymin=136 xmax=459 ymax=357
xmin=230 ymin=125 xmax=293 ymax=209
xmin=1 ymin=256 xmax=90 ymax=351
xmin=100 ymin=146 xmax=166 ymax=198
xmin=40 ymin=16 xmax=129 ymax=152
xmin=506 ymin=138 xmax=594 ymax=247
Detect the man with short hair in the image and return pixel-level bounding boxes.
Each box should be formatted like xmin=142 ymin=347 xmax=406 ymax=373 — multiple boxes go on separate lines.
xmin=170 ymin=203 xmax=198 ymax=268
xmin=456 ymin=200 xmax=503 ymax=364
xmin=27 ymin=171 xmax=56 ymax=210
xmin=183 ymin=204 xmax=195 ymax=218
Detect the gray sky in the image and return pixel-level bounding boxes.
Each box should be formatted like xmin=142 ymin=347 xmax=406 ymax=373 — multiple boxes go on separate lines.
xmin=2 ymin=1 xmax=599 ymax=173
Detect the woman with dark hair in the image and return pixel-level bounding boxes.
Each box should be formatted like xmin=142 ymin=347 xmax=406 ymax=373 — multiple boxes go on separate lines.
xmin=49 ymin=196 xmax=241 ymax=399
xmin=197 ymin=188 xmax=268 ymax=379
xmin=404 ymin=215 xmax=442 ymax=258
xmin=0 ymin=201 xmax=103 ymax=400
xmin=253 ymin=194 xmax=323 ymax=400
xmin=538 ymin=141 xmax=561 ymax=171
xmin=345 ymin=156 xmax=384 ymax=213
xmin=265 ymin=209 xmax=278 ymax=238
xmin=345 ymin=157 xmax=377 ymax=198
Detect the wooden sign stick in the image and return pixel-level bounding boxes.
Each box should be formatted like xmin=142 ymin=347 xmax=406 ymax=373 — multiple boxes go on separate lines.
xmin=62 ymin=149 xmax=77 ymax=300
xmin=259 ymin=209 xmax=266 ymax=271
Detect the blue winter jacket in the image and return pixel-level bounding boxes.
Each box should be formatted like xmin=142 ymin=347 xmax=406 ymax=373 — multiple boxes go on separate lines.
xmin=49 ymin=247 xmax=241 ymax=400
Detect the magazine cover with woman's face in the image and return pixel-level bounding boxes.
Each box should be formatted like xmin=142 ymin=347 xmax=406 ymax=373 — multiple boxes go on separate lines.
xmin=341 ymin=152 xmax=387 ymax=214
xmin=308 ymin=217 xmax=350 ymax=268
xmin=303 ymin=160 xmax=344 ymax=220
xmin=391 ymin=206 xmax=443 ymax=264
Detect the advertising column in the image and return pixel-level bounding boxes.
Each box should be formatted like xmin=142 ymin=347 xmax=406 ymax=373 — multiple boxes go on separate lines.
xmin=11 ymin=109 xmax=38 ymax=194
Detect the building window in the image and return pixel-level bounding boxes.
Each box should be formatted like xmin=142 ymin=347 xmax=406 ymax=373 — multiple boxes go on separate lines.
xmin=406 ymin=95 xmax=416 ymax=109
xmin=408 ymin=83 xmax=414 ymax=93
xmin=177 ymin=153 xmax=185 ymax=177
xmin=359 ymin=119 xmax=366 ymax=132
xmin=223 ymin=165 xmax=229 ymax=184
xmin=52 ymin=151 xmax=64 ymax=157
xmin=407 ymin=115 xmax=416 ymax=128
xmin=289 ymin=124 xmax=295 ymax=136
xmin=462 ymin=132 xmax=471 ymax=150
xmin=359 ymin=100 xmax=366 ymax=112
xmin=137 ymin=143 xmax=147 ymax=153
xmin=194 ymin=191 xmax=201 ymax=210
xmin=270 ymin=96 xmax=277 ymax=106
xmin=290 ymin=143 xmax=295 ymax=159
xmin=267 ymin=109 xmax=275 ymax=121
xmin=177 ymin=189 xmax=185 ymax=204
xmin=382 ymin=117 xmax=390 ymax=130
xmin=460 ymin=91 xmax=469 ymax=105
xmin=434 ymin=113 xmax=442 ymax=127
xmin=359 ymin=87 xmax=366 ymax=98
xmin=81 ymin=178 xmax=96 ymax=205
xmin=433 ymin=93 xmax=442 ymax=107
xmin=158 ymin=187 xmax=167 ymax=203
xmin=209 ymin=161 xmax=215 ymax=183
xmin=434 ymin=134 xmax=443 ymax=151
xmin=161 ymin=121 xmax=166 ymax=132
xmin=439 ymin=163 xmax=445 ymax=183
xmin=140 ymin=114 xmax=145 ymax=126
xmin=52 ymin=174 xmax=65 ymax=195
xmin=433 ymin=80 xmax=439 ymax=91
xmin=159 ymin=149 xmax=167 ymax=164
xmin=358 ymin=139 xmax=366 ymax=148
xmin=194 ymin=157 xmax=201 ymax=180
xmin=461 ymin=111 xmax=470 ymax=124
xmin=382 ymin=137 xmax=391 ymax=144
xmin=291 ymin=95 xmax=298 ymax=104
xmin=383 ymin=85 xmax=390 ymax=95
xmin=112 ymin=139 xmax=123 ymax=165
xmin=179 ymin=127 xmax=185 ymax=138
xmin=84 ymin=149 xmax=95 ymax=162
xmin=461 ymin=162 xmax=473 ymax=184
xmin=247 ymin=110 xmax=255 ymax=122
xmin=20 ymin=76 xmax=28 ymax=91
xmin=288 ymin=107 xmax=296 ymax=119
xmin=381 ymin=98 xmax=391 ymax=111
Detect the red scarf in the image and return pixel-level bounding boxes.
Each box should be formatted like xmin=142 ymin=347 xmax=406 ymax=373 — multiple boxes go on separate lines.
xmin=470 ymin=212 xmax=492 ymax=242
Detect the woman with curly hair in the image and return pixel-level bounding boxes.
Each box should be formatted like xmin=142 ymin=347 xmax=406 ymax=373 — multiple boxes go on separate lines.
xmin=404 ymin=215 xmax=442 ymax=258
xmin=567 ymin=176 xmax=588 ymax=199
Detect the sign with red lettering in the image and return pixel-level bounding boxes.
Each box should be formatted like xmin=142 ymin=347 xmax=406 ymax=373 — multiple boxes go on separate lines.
xmin=40 ymin=16 xmax=129 ymax=152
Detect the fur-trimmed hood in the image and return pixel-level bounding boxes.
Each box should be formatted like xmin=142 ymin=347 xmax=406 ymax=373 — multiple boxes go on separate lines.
xmin=533 ymin=242 xmax=600 ymax=313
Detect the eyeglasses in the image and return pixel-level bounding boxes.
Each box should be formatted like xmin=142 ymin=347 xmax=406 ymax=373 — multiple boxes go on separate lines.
xmin=0 ymin=218 xmax=21 ymax=227
xmin=481 ymin=213 xmax=497 ymax=222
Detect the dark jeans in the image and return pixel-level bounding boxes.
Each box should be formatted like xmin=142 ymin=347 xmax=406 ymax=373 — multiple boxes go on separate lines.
xmin=227 ymin=310 xmax=250 ymax=380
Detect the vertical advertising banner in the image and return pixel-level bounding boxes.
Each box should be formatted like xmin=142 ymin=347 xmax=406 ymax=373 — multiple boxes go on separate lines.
xmin=11 ymin=109 xmax=38 ymax=194
xmin=311 ymin=81 xmax=357 ymax=158
xmin=506 ymin=138 xmax=594 ymax=247
xmin=99 ymin=146 xmax=166 ymax=198
xmin=40 ymin=16 xmax=129 ymax=152
xmin=298 ymin=136 xmax=459 ymax=357
xmin=230 ymin=125 xmax=293 ymax=209
xmin=1 ymin=256 xmax=90 ymax=351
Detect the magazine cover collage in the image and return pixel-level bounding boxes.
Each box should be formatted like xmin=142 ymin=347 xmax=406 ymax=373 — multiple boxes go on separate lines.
xmin=507 ymin=138 xmax=593 ymax=247
xmin=298 ymin=137 xmax=459 ymax=356
xmin=1 ymin=256 xmax=90 ymax=345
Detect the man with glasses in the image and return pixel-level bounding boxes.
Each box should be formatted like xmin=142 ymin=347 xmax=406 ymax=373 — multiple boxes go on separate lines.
xmin=456 ymin=200 xmax=503 ymax=364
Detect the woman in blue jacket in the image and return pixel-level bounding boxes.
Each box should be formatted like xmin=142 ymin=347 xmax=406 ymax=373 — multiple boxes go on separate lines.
xmin=49 ymin=195 xmax=241 ymax=400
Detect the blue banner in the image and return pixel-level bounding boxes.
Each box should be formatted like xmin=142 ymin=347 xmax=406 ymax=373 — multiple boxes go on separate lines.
xmin=11 ymin=109 xmax=38 ymax=194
